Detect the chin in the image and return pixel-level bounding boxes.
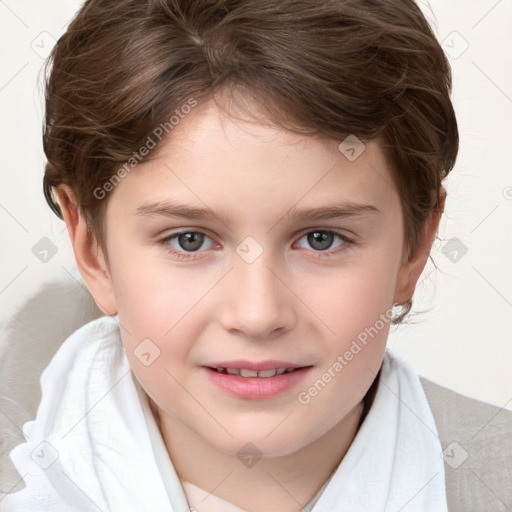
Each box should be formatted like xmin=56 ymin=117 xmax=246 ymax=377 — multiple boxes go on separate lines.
xmin=205 ymin=425 xmax=311 ymax=460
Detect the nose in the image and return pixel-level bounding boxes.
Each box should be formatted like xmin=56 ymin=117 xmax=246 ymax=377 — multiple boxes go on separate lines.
xmin=219 ymin=250 xmax=297 ymax=340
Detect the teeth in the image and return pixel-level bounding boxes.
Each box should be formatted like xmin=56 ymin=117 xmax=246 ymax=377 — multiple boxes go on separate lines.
xmin=214 ymin=367 xmax=297 ymax=378
xmin=258 ymin=369 xmax=277 ymax=378
xmin=240 ymin=368 xmax=259 ymax=378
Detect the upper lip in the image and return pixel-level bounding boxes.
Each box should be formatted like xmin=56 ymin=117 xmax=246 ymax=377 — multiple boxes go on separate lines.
xmin=204 ymin=360 xmax=309 ymax=371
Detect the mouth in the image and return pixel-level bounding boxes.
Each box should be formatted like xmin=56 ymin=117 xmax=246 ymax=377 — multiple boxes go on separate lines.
xmin=201 ymin=361 xmax=313 ymax=399
xmin=207 ymin=366 xmax=305 ymax=378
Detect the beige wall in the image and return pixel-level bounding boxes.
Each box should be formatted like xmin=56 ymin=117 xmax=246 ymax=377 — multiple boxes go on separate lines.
xmin=0 ymin=0 xmax=511 ymax=410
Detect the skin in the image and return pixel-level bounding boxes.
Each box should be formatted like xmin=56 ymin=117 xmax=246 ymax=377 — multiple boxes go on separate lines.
xmin=57 ymin=96 xmax=444 ymax=512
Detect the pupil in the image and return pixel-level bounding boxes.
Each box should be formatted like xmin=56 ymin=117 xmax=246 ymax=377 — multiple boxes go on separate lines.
xmin=179 ymin=232 xmax=204 ymax=251
xmin=308 ymin=231 xmax=333 ymax=251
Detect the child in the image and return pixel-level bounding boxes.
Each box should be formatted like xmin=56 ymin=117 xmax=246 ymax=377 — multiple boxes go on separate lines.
xmin=1 ymin=0 xmax=511 ymax=510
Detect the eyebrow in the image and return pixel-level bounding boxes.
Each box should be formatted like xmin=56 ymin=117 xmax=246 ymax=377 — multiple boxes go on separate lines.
xmin=134 ymin=199 xmax=380 ymax=224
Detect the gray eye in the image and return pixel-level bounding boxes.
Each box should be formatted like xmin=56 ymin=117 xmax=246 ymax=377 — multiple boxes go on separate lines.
xmin=296 ymin=231 xmax=346 ymax=251
xmin=307 ymin=231 xmax=333 ymax=250
xmin=176 ymin=232 xmax=206 ymax=251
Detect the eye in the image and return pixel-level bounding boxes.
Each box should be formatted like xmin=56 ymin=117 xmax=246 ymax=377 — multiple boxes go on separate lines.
xmin=158 ymin=231 xmax=218 ymax=260
xmin=295 ymin=230 xmax=351 ymax=255
xmin=157 ymin=228 xmax=353 ymax=261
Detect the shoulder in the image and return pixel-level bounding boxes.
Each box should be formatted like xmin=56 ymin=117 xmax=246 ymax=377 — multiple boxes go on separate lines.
xmin=0 ymin=314 xmax=120 ymax=494
xmin=419 ymin=377 xmax=512 ymax=512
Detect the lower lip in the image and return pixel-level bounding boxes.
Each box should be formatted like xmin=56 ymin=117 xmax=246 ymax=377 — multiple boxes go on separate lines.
xmin=201 ymin=366 xmax=312 ymax=399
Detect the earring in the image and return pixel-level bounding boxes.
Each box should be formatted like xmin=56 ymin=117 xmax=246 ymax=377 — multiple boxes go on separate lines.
xmin=391 ymin=302 xmax=407 ymax=322
xmin=391 ymin=300 xmax=412 ymax=322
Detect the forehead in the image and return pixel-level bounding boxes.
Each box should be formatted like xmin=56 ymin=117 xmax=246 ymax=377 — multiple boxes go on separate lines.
xmin=105 ymin=98 xmax=399 ymax=224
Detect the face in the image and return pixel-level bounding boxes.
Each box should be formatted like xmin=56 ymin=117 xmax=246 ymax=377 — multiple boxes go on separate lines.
xmin=89 ymin=98 xmax=417 ymax=457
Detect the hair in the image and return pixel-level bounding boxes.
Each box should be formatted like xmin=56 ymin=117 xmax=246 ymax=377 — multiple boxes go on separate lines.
xmin=42 ymin=0 xmax=458 ymax=323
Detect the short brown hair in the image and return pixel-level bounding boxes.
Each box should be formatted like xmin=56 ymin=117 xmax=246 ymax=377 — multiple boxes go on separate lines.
xmin=42 ymin=0 xmax=458 ymax=322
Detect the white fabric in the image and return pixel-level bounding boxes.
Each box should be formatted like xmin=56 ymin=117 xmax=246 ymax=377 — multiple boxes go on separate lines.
xmin=0 ymin=315 xmax=448 ymax=512
xmin=178 ymin=476 xmax=331 ymax=512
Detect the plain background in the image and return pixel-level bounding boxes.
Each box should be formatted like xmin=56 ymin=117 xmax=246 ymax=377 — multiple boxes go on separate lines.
xmin=0 ymin=0 xmax=511 ymax=410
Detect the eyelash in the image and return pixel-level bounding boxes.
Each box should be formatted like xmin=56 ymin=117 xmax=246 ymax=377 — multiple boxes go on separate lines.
xmin=157 ymin=229 xmax=354 ymax=261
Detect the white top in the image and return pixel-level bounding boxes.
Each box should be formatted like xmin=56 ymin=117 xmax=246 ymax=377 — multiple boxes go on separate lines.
xmin=0 ymin=314 xmax=448 ymax=511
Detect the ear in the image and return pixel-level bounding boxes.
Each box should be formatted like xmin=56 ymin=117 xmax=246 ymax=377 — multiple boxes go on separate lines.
xmin=393 ymin=187 xmax=446 ymax=305
xmin=56 ymin=185 xmax=118 ymax=315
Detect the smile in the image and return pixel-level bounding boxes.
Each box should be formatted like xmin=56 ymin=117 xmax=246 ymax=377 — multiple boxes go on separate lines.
xmin=210 ymin=367 xmax=298 ymax=378
xmin=202 ymin=364 xmax=313 ymax=399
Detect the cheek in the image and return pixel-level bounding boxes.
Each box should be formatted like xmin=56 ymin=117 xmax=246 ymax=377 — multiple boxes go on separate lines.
xmin=294 ymin=278 xmax=393 ymax=443
xmin=294 ymin=250 xmax=399 ymax=407
xmin=299 ymin=252 xmax=399 ymax=340
xmin=118 ymin=296 xmax=202 ymax=426
xmin=110 ymin=243 xmax=211 ymax=336
xmin=110 ymin=253 xmax=219 ymax=395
